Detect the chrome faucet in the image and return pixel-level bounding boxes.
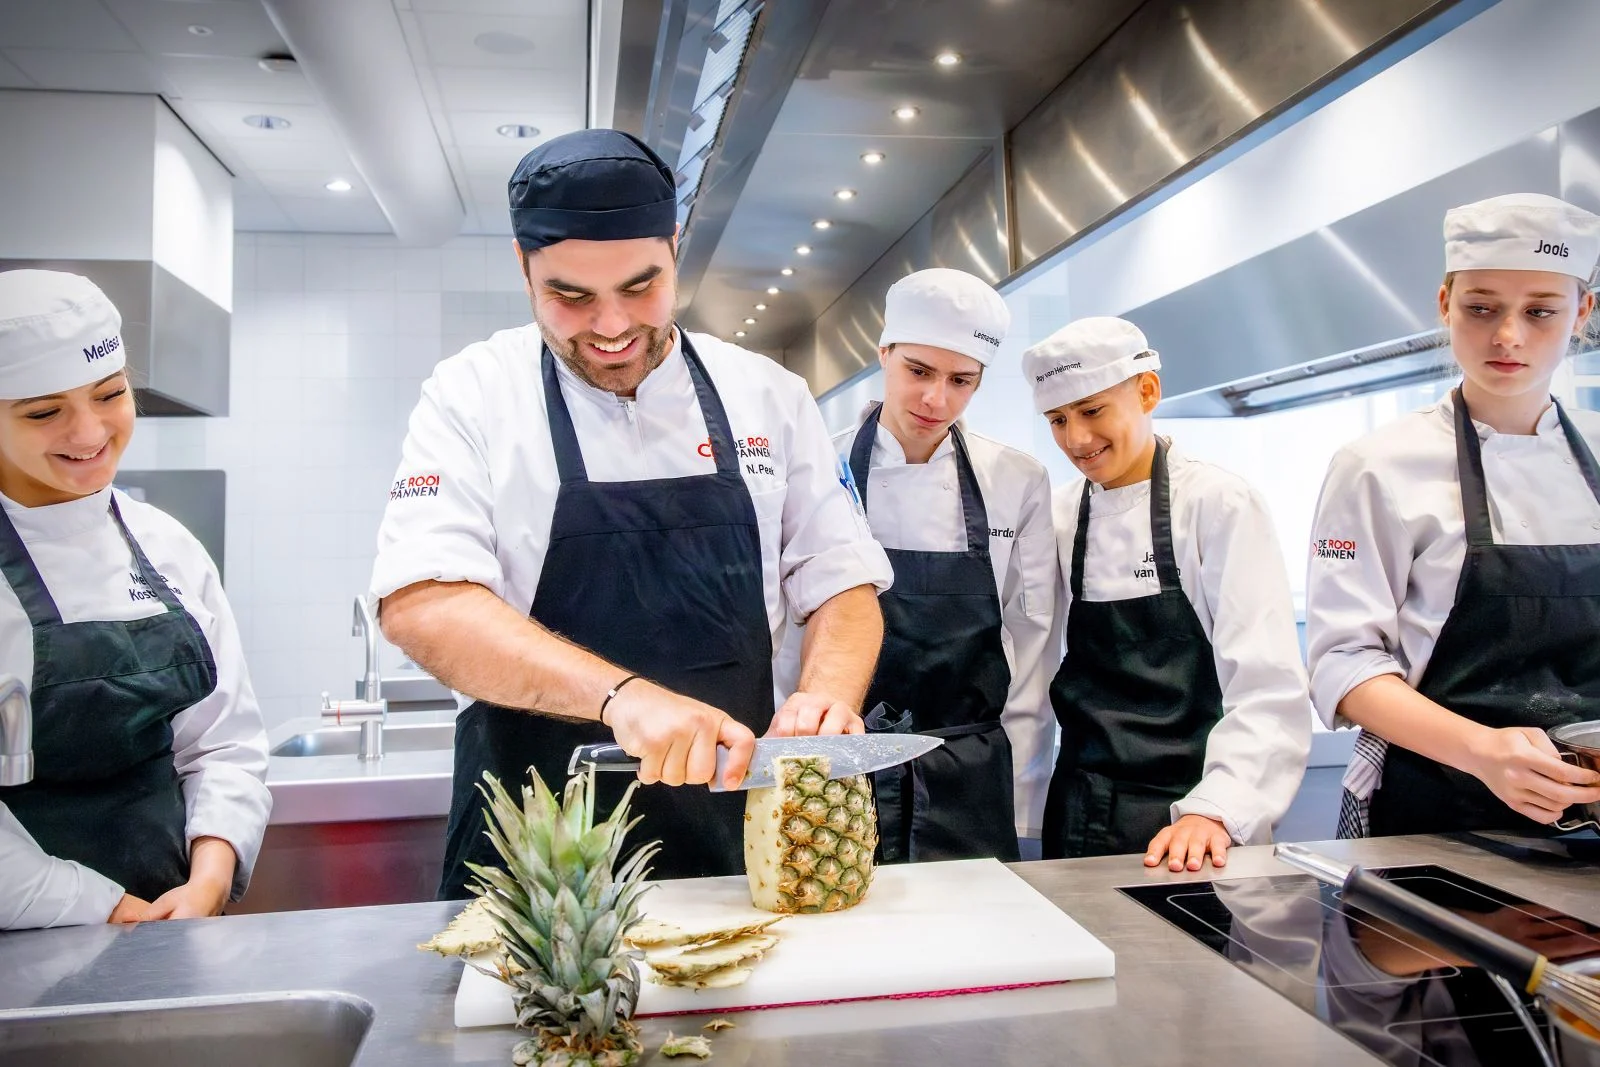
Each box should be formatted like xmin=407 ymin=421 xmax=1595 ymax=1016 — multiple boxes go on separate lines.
xmin=0 ymin=675 xmax=32 ymax=786
xmin=352 ymin=596 xmax=382 ymax=703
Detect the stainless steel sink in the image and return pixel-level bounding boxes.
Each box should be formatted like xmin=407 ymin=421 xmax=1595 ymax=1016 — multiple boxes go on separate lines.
xmin=270 ymin=721 xmax=454 ymax=758
xmin=0 ymin=990 xmax=374 ymax=1067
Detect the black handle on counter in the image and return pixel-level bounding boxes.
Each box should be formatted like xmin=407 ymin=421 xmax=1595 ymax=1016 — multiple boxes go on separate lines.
xmin=1342 ymin=866 xmax=1545 ymax=992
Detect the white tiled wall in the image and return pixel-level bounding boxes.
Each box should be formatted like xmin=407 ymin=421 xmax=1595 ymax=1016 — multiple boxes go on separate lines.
xmin=121 ymin=232 xmax=533 ymax=730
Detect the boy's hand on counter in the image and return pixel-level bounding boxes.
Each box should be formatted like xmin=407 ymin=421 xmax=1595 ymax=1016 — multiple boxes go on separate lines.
xmin=141 ymin=837 xmax=237 ymax=920
xmin=1145 ymin=814 xmax=1231 ymax=873
xmin=107 ymin=893 xmax=150 ymax=924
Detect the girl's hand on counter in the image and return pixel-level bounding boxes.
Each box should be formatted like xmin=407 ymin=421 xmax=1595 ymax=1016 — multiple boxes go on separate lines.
xmin=142 ymin=837 xmax=237 ymax=920
xmin=107 ymin=893 xmax=150 ymax=924
xmin=1145 ymin=814 xmax=1231 ymax=873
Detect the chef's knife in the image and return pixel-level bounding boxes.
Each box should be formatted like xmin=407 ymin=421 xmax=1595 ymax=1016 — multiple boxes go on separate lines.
xmin=568 ymin=733 xmax=943 ymax=792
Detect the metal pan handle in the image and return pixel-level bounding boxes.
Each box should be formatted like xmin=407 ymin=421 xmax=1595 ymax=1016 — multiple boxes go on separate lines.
xmin=1554 ymin=751 xmax=1600 ymax=832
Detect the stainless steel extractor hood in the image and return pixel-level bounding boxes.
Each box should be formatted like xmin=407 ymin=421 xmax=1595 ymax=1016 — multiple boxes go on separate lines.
xmin=0 ymin=258 xmax=230 ymax=418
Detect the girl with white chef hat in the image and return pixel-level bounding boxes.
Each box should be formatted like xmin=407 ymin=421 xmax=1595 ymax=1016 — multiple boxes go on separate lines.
xmin=1024 ymin=319 xmax=1311 ymax=870
xmin=1307 ymin=193 xmax=1600 ymax=838
xmin=0 ymin=269 xmax=270 ymax=930
xmin=794 ymin=267 xmax=1057 ymax=862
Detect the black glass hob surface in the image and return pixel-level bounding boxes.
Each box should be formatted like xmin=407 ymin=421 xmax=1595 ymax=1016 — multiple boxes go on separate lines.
xmin=1119 ymin=865 xmax=1600 ymax=1067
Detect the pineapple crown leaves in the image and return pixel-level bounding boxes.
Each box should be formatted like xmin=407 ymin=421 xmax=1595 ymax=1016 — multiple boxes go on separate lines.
xmin=466 ymin=766 xmax=662 ymax=1012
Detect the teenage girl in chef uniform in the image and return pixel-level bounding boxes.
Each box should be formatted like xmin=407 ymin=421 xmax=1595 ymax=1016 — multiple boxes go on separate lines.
xmin=1307 ymin=194 xmax=1600 ymax=838
xmin=0 ymin=270 xmax=270 ymax=930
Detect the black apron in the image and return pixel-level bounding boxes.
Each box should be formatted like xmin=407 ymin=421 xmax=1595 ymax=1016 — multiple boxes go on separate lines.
xmin=1368 ymin=389 xmax=1600 ymax=836
xmin=1041 ymin=439 xmax=1224 ymax=859
xmin=439 ymin=336 xmax=774 ymax=896
xmin=849 ymin=406 xmax=1017 ymax=863
xmin=0 ymin=494 xmax=218 ymax=901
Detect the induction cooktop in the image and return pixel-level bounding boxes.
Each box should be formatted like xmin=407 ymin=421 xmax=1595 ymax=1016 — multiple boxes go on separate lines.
xmin=1119 ymin=865 xmax=1600 ymax=1067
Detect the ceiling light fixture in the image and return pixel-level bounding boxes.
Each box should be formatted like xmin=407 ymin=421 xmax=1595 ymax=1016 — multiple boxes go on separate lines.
xmin=795 ymin=245 xmax=812 ymax=255
xmin=935 ymin=51 xmax=962 ymax=67
xmin=812 ymin=219 xmax=832 ymax=230
xmin=258 ymin=55 xmax=297 ymax=74
xmin=781 ymin=267 xmax=795 ymax=276
xmin=744 ymin=317 xmax=757 ymax=325
xmin=242 ymin=114 xmax=291 ymax=131
xmin=861 ymin=151 xmax=885 ymax=165
xmin=187 ymin=25 xmax=214 ymax=37
xmin=754 ymin=303 xmax=767 ymax=311
xmin=893 ymin=105 xmax=920 ymax=120
xmin=834 ymin=188 xmax=856 ymax=201
xmin=496 ymin=123 xmax=542 ymax=139
xmin=766 ymin=286 xmax=780 ymax=295
xmin=325 ymin=179 xmax=352 ymax=193
xmin=735 ymin=330 xmax=747 ymax=337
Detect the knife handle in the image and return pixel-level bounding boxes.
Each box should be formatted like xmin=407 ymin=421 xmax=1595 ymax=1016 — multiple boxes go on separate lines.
xmin=569 ymin=743 xmax=639 ymax=775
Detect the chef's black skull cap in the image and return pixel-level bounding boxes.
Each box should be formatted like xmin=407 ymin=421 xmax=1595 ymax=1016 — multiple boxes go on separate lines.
xmin=508 ymin=129 xmax=679 ymax=253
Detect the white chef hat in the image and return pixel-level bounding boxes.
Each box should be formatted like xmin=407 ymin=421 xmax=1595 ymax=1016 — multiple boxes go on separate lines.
xmin=0 ymin=270 xmax=126 ymax=400
xmin=879 ymin=267 xmax=1010 ymax=367
xmin=1443 ymin=193 xmax=1600 ymax=282
xmin=1022 ymin=316 xmax=1160 ymax=413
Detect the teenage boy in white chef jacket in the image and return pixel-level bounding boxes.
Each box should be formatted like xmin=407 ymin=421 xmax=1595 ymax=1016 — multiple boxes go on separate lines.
xmin=1025 ymin=317 xmax=1311 ymax=870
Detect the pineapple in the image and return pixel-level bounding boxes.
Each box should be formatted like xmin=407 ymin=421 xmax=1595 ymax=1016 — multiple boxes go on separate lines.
xmin=466 ymin=766 xmax=657 ymax=1067
xmin=744 ymin=755 xmax=876 ymax=913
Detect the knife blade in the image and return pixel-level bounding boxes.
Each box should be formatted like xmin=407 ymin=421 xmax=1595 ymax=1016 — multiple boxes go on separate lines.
xmin=568 ymin=733 xmax=944 ymax=792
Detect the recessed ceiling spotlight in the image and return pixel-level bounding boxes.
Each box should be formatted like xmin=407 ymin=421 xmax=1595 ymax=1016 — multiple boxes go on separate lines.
xmin=258 ymin=55 xmax=297 ymax=74
xmin=766 ymin=286 xmax=780 ymax=295
xmin=935 ymin=51 xmax=962 ymax=67
xmin=242 ymin=114 xmax=291 ymax=131
xmin=834 ymin=188 xmax=856 ymax=201
xmin=496 ymin=123 xmax=542 ymax=139
xmin=861 ymin=151 xmax=885 ymax=165
xmin=744 ymin=317 xmax=757 ymax=325
xmin=187 ymin=24 xmax=214 ymax=37
xmin=325 ymin=179 xmax=352 ymax=193
xmin=812 ymin=219 xmax=832 ymax=230
xmin=735 ymin=330 xmax=747 ymax=338
xmin=780 ymin=267 xmax=795 ymax=276
xmin=755 ymin=303 xmax=768 ymax=311
xmin=795 ymin=245 xmax=812 ymax=256
xmin=893 ymin=105 xmax=920 ymax=120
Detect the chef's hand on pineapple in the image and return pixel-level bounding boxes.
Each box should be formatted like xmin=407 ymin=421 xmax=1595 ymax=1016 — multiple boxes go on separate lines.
xmin=1144 ymin=814 xmax=1231 ymax=873
xmin=765 ymin=691 xmax=865 ymax=738
xmin=1463 ymin=725 xmax=1600 ymax=824
xmin=140 ymin=837 xmax=237 ymax=920
xmin=604 ymin=679 xmax=756 ymax=789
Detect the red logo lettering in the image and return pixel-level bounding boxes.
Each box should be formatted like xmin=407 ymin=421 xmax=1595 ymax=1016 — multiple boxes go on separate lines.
xmin=697 ymin=440 xmax=713 ymax=458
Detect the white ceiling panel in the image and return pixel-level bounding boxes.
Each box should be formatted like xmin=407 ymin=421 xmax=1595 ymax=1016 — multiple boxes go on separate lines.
xmin=4 ymin=47 xmax=168 ymax=93
xmin=157 ymin=55 xmax=317 ymax=105
xmin=455 ymin=139 xmax=555 ymax=176
xmin=0 ymin=0 xmax=140 ymax=52
xmin=405 ymin=0 xmax=586 ymax=16
xmin=221 ymin=137 xmax=355 ymax=173
xmin=278 ymin=194 xmax=392 ymax=233
xmin=412 ymin=12 xmax=582 ymax=70
xmin=250 ymin=169 xmax=374 ymax=199
xmin=101 ymin=0 xmax=286 ymax=59
xmin=0 ymin=53 xmax=34 ymax=88
xmin=444 ymin=108 xmax=583 ymax=148
xmin=186 ymin=100 xmax=342 ymax=142
xmin=432 ymin=65 xmax=579 ymax=112
xmin=233 ymin=190 xmax=295 ymax=230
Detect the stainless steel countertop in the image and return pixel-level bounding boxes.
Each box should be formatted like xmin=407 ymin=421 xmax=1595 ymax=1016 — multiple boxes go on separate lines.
xmin=3 ymin=835 xmax=1595 ymax=1065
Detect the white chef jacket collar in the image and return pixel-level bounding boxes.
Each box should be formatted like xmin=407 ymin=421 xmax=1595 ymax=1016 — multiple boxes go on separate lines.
xmin=548 ymin=327 xmax=684 ymax=406
xmin=1434 ymin=391 xmax=1562 ymax=442
xmin=0 ymin=485 xmax=113 ymax=537
xmin=1081 ymin=437 xmax=1180 ymax=514
xmin=856 ymin=402 xmax=962 ymax=467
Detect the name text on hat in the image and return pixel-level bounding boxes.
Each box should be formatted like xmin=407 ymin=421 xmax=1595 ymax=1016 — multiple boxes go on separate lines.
xmin=1035 ymin=362 xmax=1082 ymax=382
xmin=83 ymin=335 xmax=120 ymax=363
xmin=973 ymin=330 xmax=1002 ymax=348
xmin=1533 ymin=240 xmax=1570 ymax=258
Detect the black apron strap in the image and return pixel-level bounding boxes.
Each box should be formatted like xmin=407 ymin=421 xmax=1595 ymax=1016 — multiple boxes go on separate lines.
xmin=1070 ymin=479 xmax=1092 ymax=602
xmin=541 ymin=345 xmax=589 ymax=485
xmin=679 ymin=334 xmax=744 ymax=480
xmin=947 ymin=424 xmax=991 ymax=555
xmin=109 ymin=496 xmax=184 ymax=614
xmin=1450 ymin=388 xmax=1496 ymax=549
xmin=847 ymin=404 xmax=881 ymax=514
xmin=1149 ymin=437 xmax=1182 ymax=593
xmin=0 ymin=498 xmax=61 ymax=626
xmin=1554 ymin=398 xmax=1600 ymax=505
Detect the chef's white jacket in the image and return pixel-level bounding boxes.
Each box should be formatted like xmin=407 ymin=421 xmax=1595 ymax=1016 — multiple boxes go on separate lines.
xmin=778 ymin=413 xmax=1058 ymax=838
xmin=1052 ymin=443 xmax=1313 ymax=845
xmin=371 ymin=327 xmax=894 ymax=707
xmin=1305 ymin=393 xmax=1600 ymax=800
xmin=0 ymin=488 xmax=271 ymax=930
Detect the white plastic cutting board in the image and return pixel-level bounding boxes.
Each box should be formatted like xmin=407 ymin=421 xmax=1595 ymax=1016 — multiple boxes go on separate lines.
xmin=454 ymin=858 xmax=1115 ymax=1025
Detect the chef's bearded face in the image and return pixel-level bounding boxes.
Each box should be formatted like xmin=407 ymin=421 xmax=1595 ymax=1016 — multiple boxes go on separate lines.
xmin=518 ymin=236 xmax=679 ymax=397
